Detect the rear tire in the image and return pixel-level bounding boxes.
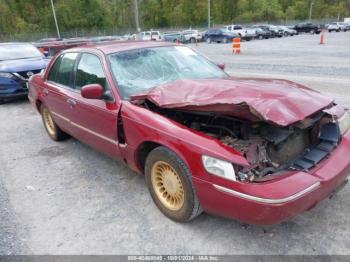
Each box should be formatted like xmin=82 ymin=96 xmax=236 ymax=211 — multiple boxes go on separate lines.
xmin=41 ymin=105 xmax=69 ymax=141
xmin=145 ymin=146 xmax=202 ymax=222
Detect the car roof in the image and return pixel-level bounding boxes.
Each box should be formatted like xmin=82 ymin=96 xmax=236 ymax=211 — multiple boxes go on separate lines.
xmin=67 ymin=40 xmax=176 ymax=55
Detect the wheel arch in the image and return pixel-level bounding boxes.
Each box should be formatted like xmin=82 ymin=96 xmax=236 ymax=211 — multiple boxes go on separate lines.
xmin=135 ymin=140 xmax=191 ymax=175
xmin=35 ymin=99 xmax=43 ymax=113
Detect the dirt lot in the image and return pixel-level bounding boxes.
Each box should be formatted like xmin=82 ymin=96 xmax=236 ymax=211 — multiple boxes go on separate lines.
xmin=1 ymin=32 xmax=350 ymax=255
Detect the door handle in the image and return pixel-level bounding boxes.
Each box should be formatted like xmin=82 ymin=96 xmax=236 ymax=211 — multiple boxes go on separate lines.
xmin=43 ymin=88 xmax=49 ymax=96
xmin=66 ymin=98 xmax=77 ymax=106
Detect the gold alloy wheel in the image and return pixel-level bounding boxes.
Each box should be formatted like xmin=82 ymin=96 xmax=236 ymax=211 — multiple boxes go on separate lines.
xmin=151 ymin=161 xmax=185 ymax=211
xmin=42 ymin=108 xmax=56 ymax=137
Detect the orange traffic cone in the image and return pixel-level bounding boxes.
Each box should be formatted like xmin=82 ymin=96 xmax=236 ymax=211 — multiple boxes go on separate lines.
xmin=232 ymin=38 xmax=241 ymax=54
xmin=320 ymin=32 xmax=324 ymax=45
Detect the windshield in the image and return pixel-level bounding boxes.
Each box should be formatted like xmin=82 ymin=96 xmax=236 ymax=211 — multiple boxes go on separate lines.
xmin=0 ymin=44 xmax=42 ymax=61
xmin=108 ymin=46 xmax=227 ymax=99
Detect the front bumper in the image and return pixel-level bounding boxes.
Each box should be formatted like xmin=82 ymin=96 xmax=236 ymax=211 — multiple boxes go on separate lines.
xmin=0 ymin=91 xmax=28 ymax=100
xmin=0 ymin=77 xmax=28 ymax=101
xmin=193 ymin=129 xmax=350 ymax=225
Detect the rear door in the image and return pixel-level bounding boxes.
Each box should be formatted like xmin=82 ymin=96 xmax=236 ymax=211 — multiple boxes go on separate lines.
xmin=44 ymin=52 xmax=79 ymax=133
xmin=211 ymin=30 xmax=219 ymax=41
xmin=68 ymin=52 xmax=121 ymax=159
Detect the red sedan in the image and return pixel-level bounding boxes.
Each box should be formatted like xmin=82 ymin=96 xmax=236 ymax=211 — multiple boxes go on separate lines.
xmin=28 ymin=41 xmax=350 ymax=225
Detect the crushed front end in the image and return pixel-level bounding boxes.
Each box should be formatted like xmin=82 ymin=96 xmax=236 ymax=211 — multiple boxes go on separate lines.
xmin=137 ymin=98 xmax=350 ymax=224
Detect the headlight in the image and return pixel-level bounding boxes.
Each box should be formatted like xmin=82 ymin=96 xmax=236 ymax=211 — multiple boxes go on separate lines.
xmin=202 ymin=155 xmax=236 ymax=181
xmin=0 ymin=72 xmax=13 ymax=78
xmin=338 ymin=111 xmax=350 ymax=135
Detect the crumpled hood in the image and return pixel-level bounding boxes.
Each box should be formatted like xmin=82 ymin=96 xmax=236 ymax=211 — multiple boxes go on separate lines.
xmin=130 ymin=78 xmax=334 ymax=126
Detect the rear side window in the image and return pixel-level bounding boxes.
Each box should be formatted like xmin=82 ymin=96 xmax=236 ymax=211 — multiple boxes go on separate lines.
xmin=48 ymin=53 xmax=78 ymax=86
xmin=57 ymin=53 xmax=78 ymax=86
xmin=75 ymin=53 xmax=106 ymax=90
xmin=47 ymin=55 xmax=62 ymax=82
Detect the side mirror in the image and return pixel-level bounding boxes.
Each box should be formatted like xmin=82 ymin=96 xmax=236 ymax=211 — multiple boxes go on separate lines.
xmin=217 ymin=63 xmax=225 ymax=70
xmin=81 ymin=84 xmax=104 ymax=99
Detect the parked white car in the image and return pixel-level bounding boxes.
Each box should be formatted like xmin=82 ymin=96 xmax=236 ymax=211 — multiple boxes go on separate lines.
xmin=181 ymin=30 xmax=202 ymax=43
xmin=327 ymin=22 xmax=347 ymax=32
xmin=138 ymin=31 xmax=162 ymax=41
xmin=223 ymin=24 xmax=256 ymax=40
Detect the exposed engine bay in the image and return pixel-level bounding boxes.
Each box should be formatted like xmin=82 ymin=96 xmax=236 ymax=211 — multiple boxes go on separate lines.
xmin=141 ymin=101 xmax=340 ymax=182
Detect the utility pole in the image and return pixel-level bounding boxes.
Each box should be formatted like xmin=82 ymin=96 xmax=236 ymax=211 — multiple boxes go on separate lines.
xmin=50 ymin=0 xmax=61 ymax=39
xmin=133 ymin=0 xmax=141 ymax=32
xmin=309 ymin=1 xmax=314 ymax=22
xmin=208 ymin=0 xmax=211 ymax=29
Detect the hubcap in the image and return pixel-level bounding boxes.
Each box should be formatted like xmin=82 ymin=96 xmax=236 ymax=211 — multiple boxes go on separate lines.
xmin=151 ymin=161 xmax=184 ymax=211
xmin=43 ymin=108 xmax=55 ymax=136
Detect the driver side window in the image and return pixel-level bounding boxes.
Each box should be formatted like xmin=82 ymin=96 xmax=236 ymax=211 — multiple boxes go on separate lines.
xmin=75 ymin=53 xmax=107 ymax=90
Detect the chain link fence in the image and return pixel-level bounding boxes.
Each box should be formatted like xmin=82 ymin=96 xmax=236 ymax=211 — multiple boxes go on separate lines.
xmin=0 ymin=18 xmax=340 ymax=42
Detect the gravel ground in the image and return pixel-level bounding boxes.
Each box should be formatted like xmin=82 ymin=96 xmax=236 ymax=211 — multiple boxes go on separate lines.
xmin=0 ymin=32 xmax=350 ymax=255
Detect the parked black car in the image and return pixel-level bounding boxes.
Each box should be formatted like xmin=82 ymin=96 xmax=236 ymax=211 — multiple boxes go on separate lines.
xmin=293 ymin=23 xmax=321 ymax=34
xmin=251 ymin=27 xmax=272 ymax=39
xmin=252 ymin=25 xmax=282 ymax=38
xmin=204 ymin=28 xmax=238 ymax=43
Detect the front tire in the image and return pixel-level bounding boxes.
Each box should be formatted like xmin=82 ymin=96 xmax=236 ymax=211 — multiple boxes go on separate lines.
xmin=145 ymin=146 xmax=202 ymax=222
xmin=41 ymin=105 xmax=69 ymax=141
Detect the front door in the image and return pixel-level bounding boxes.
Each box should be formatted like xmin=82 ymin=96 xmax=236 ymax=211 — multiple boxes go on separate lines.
xmin=68 ymin=52 xmax=121 ymax=159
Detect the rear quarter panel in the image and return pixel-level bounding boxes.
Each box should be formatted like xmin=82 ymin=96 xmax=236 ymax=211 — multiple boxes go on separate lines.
xmin=28 ymin=73 xmax=45 ymax=111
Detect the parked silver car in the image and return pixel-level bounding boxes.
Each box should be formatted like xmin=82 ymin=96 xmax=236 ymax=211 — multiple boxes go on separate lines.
xmin=278 ymin=26 xmax=297 ymax=36
xmin=328 ymin=22 xmax=347 ymax=32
